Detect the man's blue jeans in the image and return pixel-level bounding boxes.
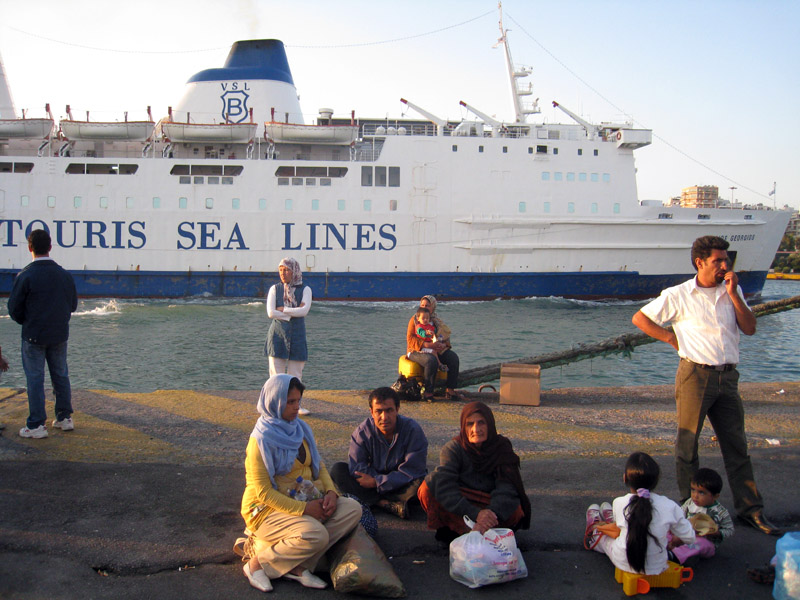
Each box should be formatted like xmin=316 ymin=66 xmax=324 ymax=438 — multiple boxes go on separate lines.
xmin=21 ymin=340 xmax=72 ymax=429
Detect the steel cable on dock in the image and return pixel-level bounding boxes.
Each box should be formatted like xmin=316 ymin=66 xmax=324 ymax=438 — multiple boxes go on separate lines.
xmin=457 ymin=294 xmax=800 ymax=388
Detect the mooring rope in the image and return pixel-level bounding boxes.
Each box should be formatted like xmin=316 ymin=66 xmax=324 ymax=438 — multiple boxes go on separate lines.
xmin=457 ymin=294 xmax=800 ymax=388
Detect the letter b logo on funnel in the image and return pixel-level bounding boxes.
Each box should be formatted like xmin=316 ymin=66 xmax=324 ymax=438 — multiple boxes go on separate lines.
xmin=220 ymin=90 xmax=249 ymax=122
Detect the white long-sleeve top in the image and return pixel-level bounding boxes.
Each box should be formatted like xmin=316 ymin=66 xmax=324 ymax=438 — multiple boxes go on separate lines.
xmin=266 ymin=285 xmax=312 ymax=321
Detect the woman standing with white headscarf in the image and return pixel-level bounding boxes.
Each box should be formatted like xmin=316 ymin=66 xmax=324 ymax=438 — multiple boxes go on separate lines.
xmin=240 ymin=374 xmax=361 ymax=592
xmin=265 ymin=258 xmax=312 ymax=380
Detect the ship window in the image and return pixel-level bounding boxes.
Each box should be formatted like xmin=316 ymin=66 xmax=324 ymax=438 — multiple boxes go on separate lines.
xmin=119 ymin=164 xmax=138 ymax=175
xmin=15 ymin=162 xmax=33 ymax=173
xmin=232 ymin=198 xmax=240 ymax=210
xmin=192 ymin=165 xmax=223 ymax=176
xmin=306 ymin=178 xmax=316 ymax=186
xmin=320 ymin=178 xmax=331 ymax=186
xmin=363 ymin=199 xmax=372 ymax=211
xmin=99 ymin=197 xmax=109 ymax=208
xmin=567 ymin=172 xmax=575 ymax=181
xmin=658 ymin=213 xmax=673 ymax=219
xmin=73 ymin=196 xmax=82 ymax=208
xmin=579 ymin=173 xmax=587 ymax=182
xmin=338 ymin=199 xmax=346 ymax=211
xmin=126 ymin=197 xmax=135 ymax=209
xmin=21 ymin=195 xmax=29 ymax=206
xmin=553 ymin=148 xmax=559 ymax=155
xmin=503 ymin=146 xmax=508 ymax=153
xmin=744 ymin=214 xmax=753 ymax=220
xmin=208 ymin=176 xmax=220 ymax=185
xmin=697 ymin=214 xmax=710 ymax=220
xmin=278 ymin=178 xmax=289 ymax=186
xmin=536 ymin=145 xmax=547 ymax=154
xmin=179 ymin=197 xmax=188 ymax=209
xmin=613 ymin=203 xmax=620 ymax=214
xmin=593 ymin=149 xmax=599 ymax=156
xmin=389 ymin=199 xmax=398 ymax=211
xmin=479 ymin=146 xmax=484 ymax=153
xmin=389 ymin=167 xmax=400 ymax=187
xmin=179 ymin=176 xmax=191 ymax=184
xmin=194 ymin=176 xmax=204 ymax=184
xmin=543 ymin=202 xmax=550 ymax=213
xmin=285 ymin=199 xmax=293 ymax=210
xmin=329 ymin=167 xmax=348 ymax=177
xmin=291 ymin=178 xmax=303 ymax=186
xmin=591 ymin=202 xmax=598 ymax=214
xmin=375 ymin=166 xmax=387 ymax=187
xmin=276 ymin=166 xmax=295 ymax=177
xmin=603 ymin=173 xmax=610 ymax=182
xmin=528 ymin=147 xmax=533 ymax=154
xmin=312 ymin=199 xmax=320 ymax=211
xmin=205 ymin=198 xmax=213 ymax=209
xmin=153 ymin=197 xmax=161 ymax=208
xmin=548 ymin=130 xmax=560 ymax=140
xmin=591 ymin=173 xmax=599 ymax=182
xmin=568 ymin=202 xmax=575 ymax=213
xmin=66 ymin=163 xmax=86 ymax=174
xmin=47 ymin=196 xmax=56 ymax=207
xmin=452 ymin=145 xmax=458 ymax=152
xmin=519 ymin=202 xmax=526 ymax=213
xmin=222 ymin=177 xmax=233 ymax=185
xmin=170 ymin=165 xmax=190 ymax=175
xmin=554 ymin=172 xmax=563 ymax=181
xmin=259 ymin=198 xmax=267 ymax=210
xmin=0 ymin=162 xmax=11 ymax=172
xmin=223 ymin=165 xmax=243 ymax=176
xmin=541 ymin=172 xmax=550 ymax=181
xmin=578 ymin=149 xmax=583 ymax=156
xmin=86 ymin=164 xmax=113 ymax=175
xmin=361 ymin=166 xmax=373 ymax=186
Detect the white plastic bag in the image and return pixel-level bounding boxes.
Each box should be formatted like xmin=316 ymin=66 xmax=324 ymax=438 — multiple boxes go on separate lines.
xmin=449 ymin=516 xmax=528 ymax=588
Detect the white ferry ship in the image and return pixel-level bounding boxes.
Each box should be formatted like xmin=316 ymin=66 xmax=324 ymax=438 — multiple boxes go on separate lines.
xmin=0 ymin=17 xmax=789 ymax=300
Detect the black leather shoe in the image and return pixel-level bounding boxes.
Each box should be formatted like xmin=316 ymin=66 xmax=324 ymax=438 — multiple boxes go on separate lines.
xmin=739 ymin=510 xmax=783 ymax=536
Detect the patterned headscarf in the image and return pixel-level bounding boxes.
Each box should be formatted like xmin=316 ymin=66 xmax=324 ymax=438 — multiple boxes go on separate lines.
xmin=421 ymin=295 xmax=451 ymax=345
xmin=279 ymin=257 xmax=303 ymax=308
xmin=251 ymin=374 xmax=320 ymax=489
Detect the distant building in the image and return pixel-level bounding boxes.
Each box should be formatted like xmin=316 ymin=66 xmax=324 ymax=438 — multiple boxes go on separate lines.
xmin=786 ymin=210 xmax=800 ymax=237
xmin=680 ymin=185 xmax=719 ymax=208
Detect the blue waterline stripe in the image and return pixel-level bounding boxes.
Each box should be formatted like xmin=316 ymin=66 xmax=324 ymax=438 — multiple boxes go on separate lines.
xmin=0 ymin=269 xmax=769 ymax=300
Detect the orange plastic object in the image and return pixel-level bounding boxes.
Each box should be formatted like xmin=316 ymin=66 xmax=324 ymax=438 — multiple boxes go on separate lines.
xmin=614 ymin=561 xmax=693 ymax=596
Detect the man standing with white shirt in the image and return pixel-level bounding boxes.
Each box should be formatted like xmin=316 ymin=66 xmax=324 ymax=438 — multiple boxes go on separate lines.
xmin=632 ymin=235 xmax=781 ymax=535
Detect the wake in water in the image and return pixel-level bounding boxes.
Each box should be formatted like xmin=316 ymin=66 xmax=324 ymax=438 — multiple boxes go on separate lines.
xmin=74 ymin=299 xmax=121 ymax=317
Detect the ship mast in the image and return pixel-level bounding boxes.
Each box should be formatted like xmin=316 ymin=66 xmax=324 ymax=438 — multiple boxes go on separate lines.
xmin=496 ymin=2 xmax=539 ymax=123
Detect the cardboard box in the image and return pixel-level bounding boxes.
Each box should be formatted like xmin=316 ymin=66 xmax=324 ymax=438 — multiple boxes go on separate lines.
xmin=500 ymin=363 xmax=541 ymax=406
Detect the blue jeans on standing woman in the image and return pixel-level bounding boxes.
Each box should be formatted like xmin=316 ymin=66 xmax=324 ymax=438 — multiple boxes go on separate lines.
xmin=21 ymin=340 xmax=72 ymax=429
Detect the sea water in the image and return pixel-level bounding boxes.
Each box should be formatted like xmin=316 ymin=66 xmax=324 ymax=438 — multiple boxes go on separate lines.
xmin=1 ymin=281 xmax=798 ymax=393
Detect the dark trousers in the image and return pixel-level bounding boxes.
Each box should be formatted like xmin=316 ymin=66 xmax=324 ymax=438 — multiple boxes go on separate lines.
xmin=675 ymin=360 xmax=763 ymax=517
xmin=407 ymin=349 xmax=460 ymax=391
xmin=329 ymin=461 xmax=422 ymax=507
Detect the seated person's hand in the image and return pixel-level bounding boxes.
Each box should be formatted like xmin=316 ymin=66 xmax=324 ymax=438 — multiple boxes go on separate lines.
xmin=473 ymin=509 xmax=499 ymax=534
xmin=303 ymin=499 xmax=326 ymax=521
xmin=322 ymin=490 xmax=337 ymax=517
xmin=354 ymin=470 xmax=377 ymax=488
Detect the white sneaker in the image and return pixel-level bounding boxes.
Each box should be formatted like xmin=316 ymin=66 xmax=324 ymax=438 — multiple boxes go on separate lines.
xmin=19 ymin=425 xmax=48 ymax=439
xmin=243 ymin=563 xmax=272 ymax=592
xmin=52 ymin=417 xmax=74 ymax=431
xmin=600 ymin=502 xmax=614 ymax=523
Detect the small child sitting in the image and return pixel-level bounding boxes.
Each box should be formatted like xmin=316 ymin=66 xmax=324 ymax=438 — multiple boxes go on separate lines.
xmin=415 ymin=307 xmax=447 ymax=371
xmin=668 ymin=468 xmax=734 ymax=564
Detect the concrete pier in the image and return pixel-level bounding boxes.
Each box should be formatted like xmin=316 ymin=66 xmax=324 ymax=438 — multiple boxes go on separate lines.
xmin=1 ymin=382 xmax=798 ymax=598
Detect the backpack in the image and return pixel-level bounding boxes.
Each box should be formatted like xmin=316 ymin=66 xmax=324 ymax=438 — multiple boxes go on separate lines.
xmin=391 ymin=374 xmax=423 ymax=402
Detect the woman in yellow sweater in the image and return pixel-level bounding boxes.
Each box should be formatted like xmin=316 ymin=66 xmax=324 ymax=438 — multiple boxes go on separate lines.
xmin=240 ymin=374 xmax=360 ymax=592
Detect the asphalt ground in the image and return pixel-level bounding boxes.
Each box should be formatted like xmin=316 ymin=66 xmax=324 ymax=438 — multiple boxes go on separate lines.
xmin=1 ymin=382 xmax=798 ymax=599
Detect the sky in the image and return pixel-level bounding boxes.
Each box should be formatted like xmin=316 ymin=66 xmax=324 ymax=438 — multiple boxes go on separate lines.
xmin=0 ymin=0 xmax=798 ymax=210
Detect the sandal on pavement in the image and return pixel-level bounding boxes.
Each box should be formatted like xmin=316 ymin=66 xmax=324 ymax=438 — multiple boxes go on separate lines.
xmin=283 ymin=569 xmax=327 ymax=589
xmin=445 ymin=390 xmax=465 ymax=401
xmin=244 ymin=563 xmax=273 ymax=592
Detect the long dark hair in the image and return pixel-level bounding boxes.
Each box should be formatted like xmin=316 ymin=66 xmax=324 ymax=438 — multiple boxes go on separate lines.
xmin=623 ymin=452 xmax=661 ymax=573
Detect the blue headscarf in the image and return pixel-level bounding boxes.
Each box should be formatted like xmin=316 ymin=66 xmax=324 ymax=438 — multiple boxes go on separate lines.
xmin=251 ymin=374 xmax=320 ymax=490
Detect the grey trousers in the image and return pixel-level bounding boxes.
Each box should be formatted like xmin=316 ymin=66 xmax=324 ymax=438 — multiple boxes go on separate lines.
xmin=674 ymin=359 xmax=763 ymax=517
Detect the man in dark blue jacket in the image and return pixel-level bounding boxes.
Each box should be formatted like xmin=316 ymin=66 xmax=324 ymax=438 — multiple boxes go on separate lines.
xmin=330 ymin=387 xmax=428 ymax=519
xmin=8 ymin=229 xmax=78 ymax=439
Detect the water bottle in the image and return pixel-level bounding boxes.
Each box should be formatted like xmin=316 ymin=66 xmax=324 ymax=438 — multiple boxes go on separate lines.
xmin=289 ymin=476 xmax=322 ymax=501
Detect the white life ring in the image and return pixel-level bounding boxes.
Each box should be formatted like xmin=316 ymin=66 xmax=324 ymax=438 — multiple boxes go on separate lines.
xmin=616 ymin=131 xmax=622 ymax=141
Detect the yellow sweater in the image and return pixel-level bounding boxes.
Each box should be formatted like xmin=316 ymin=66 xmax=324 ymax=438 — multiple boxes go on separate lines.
xmin=240 ymin=436 xmax=336 ymax=532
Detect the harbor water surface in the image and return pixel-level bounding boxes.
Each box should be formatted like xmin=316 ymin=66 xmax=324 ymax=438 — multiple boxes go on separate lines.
xmin=1 ymin=281 xmax=798 ymax=393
